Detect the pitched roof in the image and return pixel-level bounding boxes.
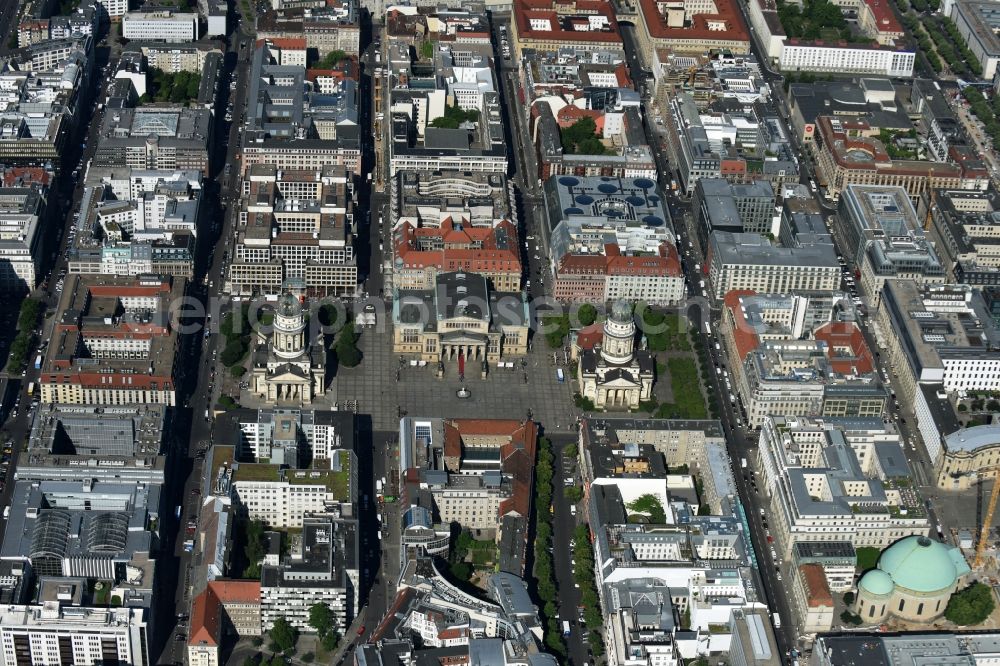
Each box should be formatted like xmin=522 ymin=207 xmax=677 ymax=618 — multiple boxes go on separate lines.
xmin=723 ymin=289 xmax=761 ymax=363
xmin=394 ymin=219 xmax=521 ymax=273
xmin=187 ymin=580 xmax=261 ymax=648
xmin=814 ymin=321 xmax=875 ymax=375
xmin=798 ymin=564 xmax=833 ymax=608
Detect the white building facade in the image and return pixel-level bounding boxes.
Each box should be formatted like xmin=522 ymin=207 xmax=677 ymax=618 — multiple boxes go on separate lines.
xmin=122 ymin=12 xmax=198 ymax=42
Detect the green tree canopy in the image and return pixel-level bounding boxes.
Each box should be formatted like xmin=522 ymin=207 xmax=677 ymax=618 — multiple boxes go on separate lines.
xmin=430 ymin=104 xmax=480 ymax=129
xmin=268 ymin=617 xmax=299 ymax=653
xmin=317 ymin=50 xmax=347 ymax=68
xmin=577 ymin=303 xmax=597 ymax=327
xmin=560 ymin=117 xmax=610 ymax=155
xmin=945 ymin=583 xmax=995 ymax=625
xmin=335 ymin=323 xmax=362 ymax=367
xmin=308 ymin=603 xmax=334 ymax=637
xmin=627 ymin=494 xmax=666 ymax=523
xmin=320 ymin=631 xmax=340 ymax=651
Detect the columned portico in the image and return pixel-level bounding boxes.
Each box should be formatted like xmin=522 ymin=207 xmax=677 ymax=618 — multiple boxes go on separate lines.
xmin=251 ymin=293 xmax=327 ymax=406
xmin=439 ymin=331 xmax=490 ymax=362
xmin=578 ymin=300 xmax=655 ymax=411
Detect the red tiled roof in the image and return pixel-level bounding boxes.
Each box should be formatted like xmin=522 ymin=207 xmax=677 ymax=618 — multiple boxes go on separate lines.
xmin=369 ymin=588 xmax=416 ymax=644
xmin=862 ymin=0 xmax=902 ymax=34
xmin=799 ymin=564 xmax=833 ymax=608
xmin=439 ymin=419 xmax=538 ymax=520
xmin=814 ymin=321 xmax=874 ymax=375
xmin=3 ymin=167 xmax=50 ymax=187
xmin=723 ymin=290 xmax=760 ymax=363
xmin=557 ymin=243 xmax=680 ymax=277
xmin=188 ymin=581 xmax=260 ymax=649
xmin=555 ymin=105 xmax=603 ymax=129
xmin=498 ymin=420 xmax=538 ymax=520
xmin=638 ymin=0 xmax=749 ymax=43
xmin=513 ymin=0 xmax=622 ymax=44
xmin=614 ymin=62 xmax=632 ymax=88
xmin=394 ymin=219 xmax=522 ymax=274
xmin=575 ymin=323 xmax=604 ymax=350
xmin=258 ymin=37 xmax=307 ymax=49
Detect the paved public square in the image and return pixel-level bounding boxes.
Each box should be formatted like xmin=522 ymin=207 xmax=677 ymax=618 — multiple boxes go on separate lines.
xmin=333 ymin=325 xmax=581 ymax=431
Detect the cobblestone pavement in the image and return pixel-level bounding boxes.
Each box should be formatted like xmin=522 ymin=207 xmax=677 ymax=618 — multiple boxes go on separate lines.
xmin=332 ymin=326 xmax=581 ymax=432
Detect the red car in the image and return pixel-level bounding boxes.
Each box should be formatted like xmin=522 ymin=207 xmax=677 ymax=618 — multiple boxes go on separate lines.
xmin=357 ymin=625 xmax=365 ymax=636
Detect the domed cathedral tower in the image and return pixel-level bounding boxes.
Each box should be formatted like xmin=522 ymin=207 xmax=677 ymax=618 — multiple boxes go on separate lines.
xmin=601 ymin=300 xmax=637 ymax=365
xmin=272 ymin=293 xmax=307 ymax=360
xmin=251 ymin=293 xmax=327 ymax=405
xmin=577 ymin=300 xmax=654 ymax=410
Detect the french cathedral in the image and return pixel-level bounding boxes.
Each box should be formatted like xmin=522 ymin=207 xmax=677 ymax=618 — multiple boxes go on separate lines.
xmin=577 ymin=300 xmax=655 ymax=410
xmin=251 ymin=293 xmax=327 ymax=404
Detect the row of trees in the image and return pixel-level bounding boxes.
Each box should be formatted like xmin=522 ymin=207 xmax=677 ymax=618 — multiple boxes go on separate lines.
xmin=925 ymin=17 xmax=982 ymax=78
xmin=307 ymin=603 xmax=342 ymax=652
xmin=690 ymin=326 xmax=719 ymax=419
xmin=248 ymin=605 xmax=339 ymax=666
xmin=316 ymin=50 xmax=348 ymax=69
xmin=899 ymin=13 xmax=943 ymax=74
xmin=962 ymin=88 xmax=1000 ymax=152
xmin=627 ymin=494 xmax=666 ymax=523
xmin=220 ymin=303 xmax=253 ymax=372
xmin=4 ymin=297 xmax=42 ymax=374
xmin=945 ymin=582 xmax=995 ymax=625
xmin=241 ymin=518 xmax=267 ymax=579
xmin=531 ymin=437 xmax=566 ymax=656
xmin=570 ymin=525 xmax=605 ymax=656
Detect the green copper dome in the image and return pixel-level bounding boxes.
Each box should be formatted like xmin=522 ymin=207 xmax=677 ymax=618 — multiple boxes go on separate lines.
xmin=876 ymin=536 xmax=969 ymax=594
xmin=858 ymin=569 xmax=894 ymax=596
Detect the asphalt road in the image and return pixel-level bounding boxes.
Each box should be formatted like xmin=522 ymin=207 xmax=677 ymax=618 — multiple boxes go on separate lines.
xmin=154 ymin=9 xmax=257 ymax=665
xmin=548 ymin=435 xmax=592 ymax=665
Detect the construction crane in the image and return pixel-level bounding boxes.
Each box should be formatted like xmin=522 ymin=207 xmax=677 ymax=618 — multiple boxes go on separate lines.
xmin=923 ymin=187 xmax=937 ymax=232
xmin=974 ymin=467 xmax=1000 ymax=569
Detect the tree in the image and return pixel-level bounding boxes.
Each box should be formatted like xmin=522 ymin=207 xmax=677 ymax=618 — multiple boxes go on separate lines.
xmin=564 ymin=443 xmax=578 ymax=459
xmin=450 ymin=561 xmax=472 ymax=580
xmin=221 ymin=338 xmax=247 ymax=366
xmin=318 ymin=303 xmax=339 ymax=328
xmin=627 ymin=494 xmax=666 ymax=523
xmin=301 ymin=654 xmax=314 ymax=663
xmin=335 ymin=323 xmax=362 ymax=367
xmin=564 ymin=486 xmax=583 ymax=503
xmin=320 ymin=631 xmax=340 ymax=652
xmin=577 ymin=303 xmax=597 ymax=327
xmin=308 ymin=603 xmax=334 ymax=637
xmin=840 ymin=610 xmax=862 ymax=625
xmin=318 ymin=50 xmax=348 ymax=68
xmin=268 ymin=617 xmax=299 ymax=653
xmin=945 ymin=583 xmax=995 ymax=625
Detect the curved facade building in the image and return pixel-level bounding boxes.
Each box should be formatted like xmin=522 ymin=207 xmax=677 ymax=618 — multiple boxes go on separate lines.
xmin=855 ymin=536 xmax=970 ymax=623
xmin=937 ymin=425 xmax=1000 ymax=490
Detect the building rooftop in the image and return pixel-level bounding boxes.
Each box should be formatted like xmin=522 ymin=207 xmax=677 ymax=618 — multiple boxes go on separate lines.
xmin=880 ymin=281 xmax=1000 ymax=381
xmin=513 ymin=0 xmax=622 ymax=47
xmin=0 ymin=478 xmax=159 ymax=566
xmin=40 ymin=274 xmax=184 ymax=394
xmin=709 ymin=230 xmax=838 ymax=268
